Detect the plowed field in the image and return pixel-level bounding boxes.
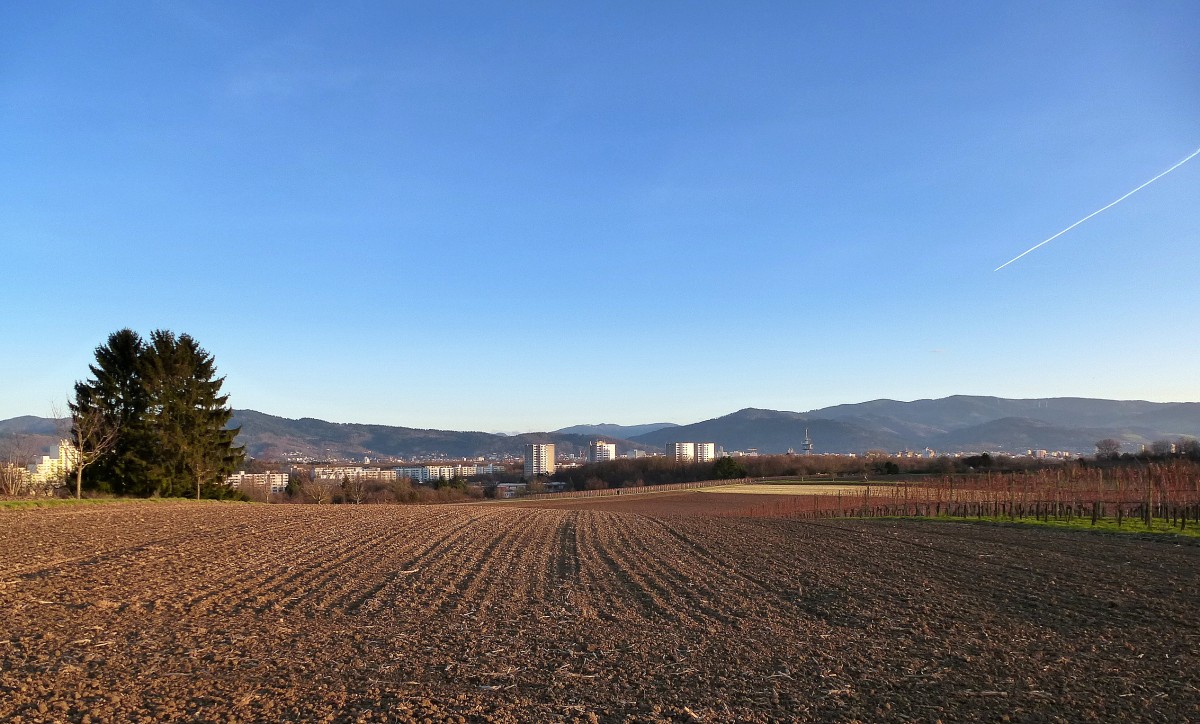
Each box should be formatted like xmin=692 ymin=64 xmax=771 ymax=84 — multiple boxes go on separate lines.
xmin=1 ymin=501 xmax=1197 ymax=722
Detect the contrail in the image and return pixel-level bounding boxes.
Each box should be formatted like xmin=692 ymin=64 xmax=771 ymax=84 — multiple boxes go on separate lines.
xmin=994 ymin=145 xmax=1200 ymax=271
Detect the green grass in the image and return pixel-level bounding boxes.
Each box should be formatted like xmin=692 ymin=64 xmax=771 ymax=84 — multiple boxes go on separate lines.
xmin=898 ymin=513 xmax=1200 ymax=539
xmin=0 ymin=497 xmax=253 ymax=511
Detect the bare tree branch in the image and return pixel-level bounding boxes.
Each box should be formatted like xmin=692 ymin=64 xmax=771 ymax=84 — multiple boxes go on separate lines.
xmin=63 ymin=397 xmax=121 ymax=499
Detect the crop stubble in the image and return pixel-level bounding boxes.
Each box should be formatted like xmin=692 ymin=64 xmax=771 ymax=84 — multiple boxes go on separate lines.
xmin=0 ymin=500 xmax=1197 ymax=722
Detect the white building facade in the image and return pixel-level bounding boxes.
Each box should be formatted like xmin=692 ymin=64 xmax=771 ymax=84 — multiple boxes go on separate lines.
xmin=394 ymin=463 xmax=506 ymax=483
xmin=313 ymin=467 xmax=399 ymax=482
xmin=588 ymin=440 xmax=617 ymax=464
xmin=694 ymin=442 xmax=716 ymax=463
xmin=524 ymin=443 xmax=556 ymax=478
xmin=666 ymin=441 xmax=716 ymax=463
xmin=28 ymin=440 xmax=79 ymax=487
xmin=666 ymin=442 xmax=696 ymax=462
xmin=226 ymin=471 xmax=290 ymax=495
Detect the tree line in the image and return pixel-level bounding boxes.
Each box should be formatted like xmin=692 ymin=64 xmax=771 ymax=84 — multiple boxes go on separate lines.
xmin=549 ymin=449 xmax=1200 ymax=490
xmin=70 ymin=329 xmax=245 ymax=499
xmin=1095 ymin=437 xmax=1200 ymax=460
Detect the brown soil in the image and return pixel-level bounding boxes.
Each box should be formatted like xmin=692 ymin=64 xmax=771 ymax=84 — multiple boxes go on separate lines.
xmin=1 ymin=501 xmax=1197 ymax=722
xmin=507 ymin=490 xmax=778 ymax=516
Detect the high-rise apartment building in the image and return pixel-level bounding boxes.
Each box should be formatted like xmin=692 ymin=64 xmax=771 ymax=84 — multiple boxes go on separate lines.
xmin=667 ymin=441 xmax=716 ymax=463
xmin=588 ymin=440 xmax=617 ymax=463
xmin=524 ymin=443 xmax=556 ymax=478
xmin=666 ymin=442 xmax=696 ymax=462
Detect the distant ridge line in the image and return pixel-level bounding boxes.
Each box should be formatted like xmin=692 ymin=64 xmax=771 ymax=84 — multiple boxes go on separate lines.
xmin=2 ymin=395 xmax=1197 ymax=460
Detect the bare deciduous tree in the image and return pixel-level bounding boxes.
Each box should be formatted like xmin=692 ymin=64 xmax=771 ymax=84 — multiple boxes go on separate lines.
xmin=58 ymin=400 xmax=121 ymax=500
xmin=341 ymin=474 xmax=367 ymax=504
xmin=239 ymin=481 xmax=272 ymax=503
xmin=300 ymin=478 xmax=337 ymax=505
xmin=0 ymin=435 xmax=34 ymax=497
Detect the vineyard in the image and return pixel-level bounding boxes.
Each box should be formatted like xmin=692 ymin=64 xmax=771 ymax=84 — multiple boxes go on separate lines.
xmin=721 ymin=462 xmax=1200 ymax=532
xmin=1 ymin=500 xmax=1197 ymax=721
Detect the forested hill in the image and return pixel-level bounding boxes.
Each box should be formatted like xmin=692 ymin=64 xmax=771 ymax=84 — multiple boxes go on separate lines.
xmin=628 ymin=396 xmax=1200 ymax=455
xmin=227 ymin=410 xmax=643 ymax=460
xmin=4 ymin=396 xmax=1198 ymax=460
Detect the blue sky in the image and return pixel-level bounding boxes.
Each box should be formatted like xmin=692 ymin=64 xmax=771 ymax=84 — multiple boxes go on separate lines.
xmin=2 ymin=1 xmax=1198 ymax=432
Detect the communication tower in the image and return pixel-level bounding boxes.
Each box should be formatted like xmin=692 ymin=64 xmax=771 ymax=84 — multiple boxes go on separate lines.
xmin=802 ymin=428 xmax=814 ymax=456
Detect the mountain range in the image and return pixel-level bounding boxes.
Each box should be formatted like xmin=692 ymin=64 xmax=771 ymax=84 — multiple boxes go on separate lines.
xmin=628 ymin=397 xmax=1200 ymax=455
xmin=2 ymin=396 xmax=1197 ymax=461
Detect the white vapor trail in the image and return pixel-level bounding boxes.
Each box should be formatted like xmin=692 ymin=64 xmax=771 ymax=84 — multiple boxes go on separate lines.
xmin=994 ymin=145 xmax=1200 ymax=271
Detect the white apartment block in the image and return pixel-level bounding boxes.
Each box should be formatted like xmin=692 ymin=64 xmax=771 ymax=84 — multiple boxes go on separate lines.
xmin=666 ymin=442 xmax=695 ymax=461
xmin=29 ymin=440 xmax=79 ymax=486
xmin=666 ymin=442 xmax=695 ymax=462
xmin=524 ymin=443 xmax=556 ymax=478
xmin=395 ymin=464 xmax=505 ymax=483
xmin=314 ymin=466 xmax=399 ymax=482
xmin=588 ymin=440 xmax=617 ymax=464
xmin=396 ymin=466 xmax=426 ymax=482
xmin=666 ymin=441 xmax=716 ymax=463
xmin=226 ymin=471 xmax=289 ymax=495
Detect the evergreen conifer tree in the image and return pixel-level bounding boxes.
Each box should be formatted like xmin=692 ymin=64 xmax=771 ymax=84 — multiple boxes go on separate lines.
xmin=73 ymin=329 xmax=152 ymax=494
xmin=140 ymin=331 xmax=244 ymax=499
xmin=72 ymin=329 xmax=244 ymax=497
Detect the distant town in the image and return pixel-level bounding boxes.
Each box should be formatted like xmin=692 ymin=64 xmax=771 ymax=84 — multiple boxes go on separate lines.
xmin=2 ymin=427 xmax=1104 ymax=494
xmin=7 ymin=431 xmax=1094 ymax=501
xmin=169 ymin=437 xmax=1092 ymax=501
xmin=5 ymin=392 xmax=1197 ymax=502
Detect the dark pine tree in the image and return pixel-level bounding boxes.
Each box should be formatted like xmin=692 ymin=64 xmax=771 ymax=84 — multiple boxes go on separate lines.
xmin=73 ymin=329 xmax=152 ymax=494
xmin=141 ymin=330 xmax=245 ymax=499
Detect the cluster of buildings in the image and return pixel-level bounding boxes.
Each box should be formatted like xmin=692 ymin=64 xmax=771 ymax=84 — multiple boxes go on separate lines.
xmin=305 ymin=463 xmax=508 ymax=484
xmin=31 ymin=440 xmax=79 ymax=485
xmin=20 ymin=431 xmax=1087 ymax=501
xmin=224 ymin=462 xmax=513 ymax=495
xmin=1 ymin=440 xmax=80 ymax=492
xmin=523 ymin=439 xmax=713 ymax=479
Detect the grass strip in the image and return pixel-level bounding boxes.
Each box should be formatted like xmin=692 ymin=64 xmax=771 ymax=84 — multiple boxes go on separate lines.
xmin=0 ymin=497 xmax=253 ymax=511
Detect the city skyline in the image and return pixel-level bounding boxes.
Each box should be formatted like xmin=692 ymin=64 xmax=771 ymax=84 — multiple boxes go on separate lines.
xmin=3 ymin=2 xmax=1198 ymax=431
